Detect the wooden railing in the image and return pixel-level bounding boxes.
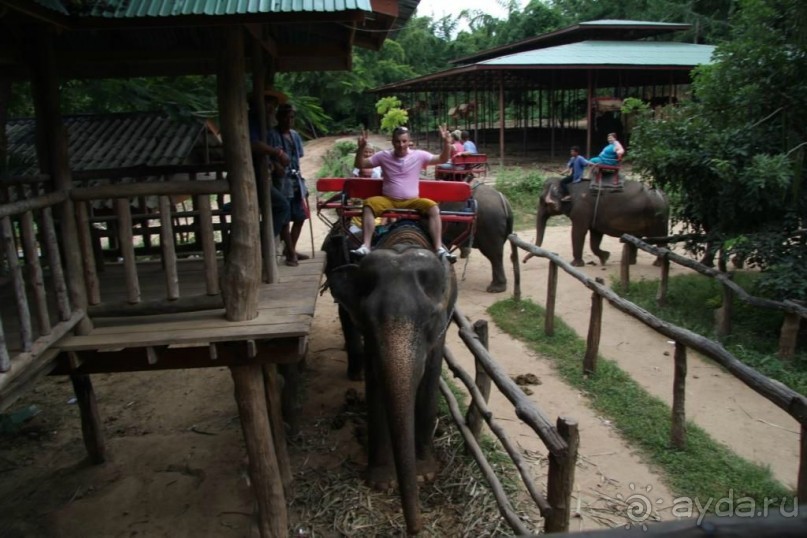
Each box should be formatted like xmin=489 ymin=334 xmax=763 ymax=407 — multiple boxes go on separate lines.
xmin=442 ymin=309 xmax=578 ymax=533
xmin=0 ymin=165 xmax=232 ymax=381
xmin=508 ymin=233 xmax=807 ymax=500
xmin=619 ymin=234 xmax=807 ymax=358
xmin=0 ymin=185 xmax=84 ymax=400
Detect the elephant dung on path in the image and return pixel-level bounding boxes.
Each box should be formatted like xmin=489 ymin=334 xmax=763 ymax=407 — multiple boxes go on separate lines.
xmin=527 ymin=178 xmax=669 ymax=267
xmin=442 ymin=184 xmax=513 ymax=293
xmin=324 ymin=225 xmax=457 ymax=535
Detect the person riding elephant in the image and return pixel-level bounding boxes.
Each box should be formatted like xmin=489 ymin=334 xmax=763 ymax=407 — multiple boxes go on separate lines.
xmin=441 ymin=184 xmax=513 ymax=293
xmin=524 ymin=178 xmax=668 ymax=267
xmin=324 ymin=224 xmax=457 ymax=536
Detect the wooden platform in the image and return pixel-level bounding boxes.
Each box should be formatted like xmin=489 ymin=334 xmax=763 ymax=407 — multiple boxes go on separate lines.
xmin=2 ymin=255 xmax=325 ymax=382
xmin=51 ymin=256 xmax=324 ymax=374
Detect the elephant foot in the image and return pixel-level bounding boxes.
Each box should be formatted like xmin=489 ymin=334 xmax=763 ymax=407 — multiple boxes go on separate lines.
xmin=367 ymin=464 xmax=397 ymax=492
xmin=571 ymin=259 xmax=585 ymax=267
xmin=416 ymin=457 xmax=439 ymax=482
xmin=598 ymin=251 xmax=611 ymax=265
xmin=486 ymin=281 xmax=507 ymax=293
xmin=460 ymin=246 xmax=471 ymax=259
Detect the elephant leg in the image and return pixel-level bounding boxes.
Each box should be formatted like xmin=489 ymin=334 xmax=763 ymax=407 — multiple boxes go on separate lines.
xmin=413 ymin=345 xmax=442 ymax=480
xmin=482 ymin=246 xmax=507 ymax=293
xmin=339 ymin=306 xmax=363 ymax=381
xmin=364 ymin=349 xmax=395 ymax=488
xmin=589 ymin=229 xmax=611 ymax=265
xmin=571 ymin=224 xmax=588 ymax=266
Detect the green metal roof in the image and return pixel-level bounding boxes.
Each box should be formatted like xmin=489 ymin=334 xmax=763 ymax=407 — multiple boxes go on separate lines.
xmin=33 ymin=0 xmax=373 ymax=17
xmin=481 ymin=40 xmax=715 ymax=68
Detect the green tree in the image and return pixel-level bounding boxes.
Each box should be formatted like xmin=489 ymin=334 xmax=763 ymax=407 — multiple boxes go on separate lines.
xmin=629 ymin=0 xmax=807 ymax=299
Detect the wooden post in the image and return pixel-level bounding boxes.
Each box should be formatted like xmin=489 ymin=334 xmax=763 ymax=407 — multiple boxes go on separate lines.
xmin=656 ymin=250 xmax=669 ymax=306
xmin=671 ymin=342 xmax=687 ymax=449
xmin=278 ymin=362 xmax=301 ymax=435
xmin=715 ymin=274 xmax=734 ymax=338
xmin=620 ymin=242 xmax=631 ymax=290
xmin=466 ymin=320 xmax=492 ymax=438
xmin=1 ymin=215 xmax=33 ymax=351
xmin=262 ymin=364 xmax=292 ymax=491
xmin=218 ymin=26 xmax=260 ymax=321
xmin=545 ymin=261 xmax=558 ymax=336
xmin=116 ymin=199 xmax=140 ymax=304
xmin=583 ymin=291 xmax=602 ymax=375
xmin=778 ymin=313 xmax=801 ymax=360
xmin=41 ymin=207 xmax=71 ymax=320
xmin=510 ymin=238 xmax=521 ymax=301
xmin=231 ymin=365 xmax=287 ymax=538
xmin=70 ymin=374 xmax=106 ymax=464
xmin=29 ymin=28 xmax=92 ymax=335
xmin=545 ymin=417 xmax=578 ymax=533
xmin=158 ymin=196 xmax=180 ymax=301
xmin=196 ymin=194 xmax=220 ymax=296
xmin=20 ymin=210 xmax=52 ymax=336
xmin=75 ymin=201 xmax=101 ymax=305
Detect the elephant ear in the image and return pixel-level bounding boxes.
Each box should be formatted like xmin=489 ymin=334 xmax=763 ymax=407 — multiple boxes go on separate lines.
xmin=328 ymin=264 xmax=361 ymax=316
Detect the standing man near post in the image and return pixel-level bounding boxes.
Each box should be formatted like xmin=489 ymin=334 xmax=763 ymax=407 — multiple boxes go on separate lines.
xmin=351 ymin=125 xmax=456 ymax=262
xmin=267 ymin=103 xmax=309 ymax=266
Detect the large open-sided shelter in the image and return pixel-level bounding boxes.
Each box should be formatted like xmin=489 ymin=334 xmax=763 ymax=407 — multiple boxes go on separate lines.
xmin=0 ymin=1 xmax=419 ymax=536
xmin=372 ymin=20 xmax=715 ymax=161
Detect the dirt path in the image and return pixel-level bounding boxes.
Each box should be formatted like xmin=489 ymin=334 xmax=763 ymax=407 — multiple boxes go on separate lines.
xmin=0 ymin=135 xmax=797 ymax=537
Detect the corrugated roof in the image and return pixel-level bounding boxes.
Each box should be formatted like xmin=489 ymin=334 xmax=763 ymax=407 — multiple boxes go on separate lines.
xmin=450 ymin=19 xmax=693 ymax=66
xmin=481 ymin=40 xmax=715 ymax=67
xmin=32 ymin=0 xmax=373 ymax=17
xmin=6 ymin=113 xmax=216 ymax=176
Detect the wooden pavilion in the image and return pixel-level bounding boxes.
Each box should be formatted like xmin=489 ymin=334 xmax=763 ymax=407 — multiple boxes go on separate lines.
xmin=371 ymin=19 xmax=715 ymax=162
xmin=0 ymin=1 xmax=419 ymax=536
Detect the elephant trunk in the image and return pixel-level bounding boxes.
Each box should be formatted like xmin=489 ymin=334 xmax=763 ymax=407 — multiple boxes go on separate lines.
xmin=524 ymin=196 xmax=551 ymax=263
xmin=378 ymin=318 xmax=423 ymax=535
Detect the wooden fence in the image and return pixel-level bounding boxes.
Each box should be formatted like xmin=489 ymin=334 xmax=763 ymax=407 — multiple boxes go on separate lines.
xmin=618 ymin=234 xmax=807 ymax=358
xmin=442 ymin=308 xmax=578 ymax=533
xmin=507 ymin=233 xmax=807 ymax=501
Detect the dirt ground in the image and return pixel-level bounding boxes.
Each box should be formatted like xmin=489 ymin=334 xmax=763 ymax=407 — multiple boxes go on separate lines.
xmin=0 ymin=135 xmax=799 ymax=537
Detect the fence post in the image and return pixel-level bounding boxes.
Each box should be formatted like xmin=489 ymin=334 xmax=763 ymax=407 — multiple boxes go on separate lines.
xmin=778 ymin=312 xmax=801 ymax=360
xmin=656 ymin=250 xmax=670 ymax=306
xmin=583 ymin=290 xmax=602 ymax=375
xmin=671 ymin=342 xmax=687 ymax=449
xmin=620 ymin=242 xmax=632 ymax=290
xmin=510 ymin=238 xmax=521 ymax=301
xmin=466 ymin=320 xmax=492 ymax=439
xmin=545 ymin=417 xmax=578 ymax=533
xmin=545 ymin=261 xmax=558 ymax=336
xmin=715 ymin=274 xmax=734 ymax=338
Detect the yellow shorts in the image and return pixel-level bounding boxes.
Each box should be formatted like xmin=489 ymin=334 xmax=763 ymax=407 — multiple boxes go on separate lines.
xmin=364 ymin=196 xmax=437 ymax=216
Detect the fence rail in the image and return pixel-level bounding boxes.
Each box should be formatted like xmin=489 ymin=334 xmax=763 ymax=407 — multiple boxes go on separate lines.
xmin=508 ymin=233 xmax=807 ymax=500
xmin=619 ymin=234 xmax=807 ymax=357
xmin=442 ymin=307 xmax=578 ymax=533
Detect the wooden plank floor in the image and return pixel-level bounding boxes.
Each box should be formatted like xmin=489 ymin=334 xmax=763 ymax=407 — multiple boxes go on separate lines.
xmin=55 ymin=256 xmax=324 ymax=352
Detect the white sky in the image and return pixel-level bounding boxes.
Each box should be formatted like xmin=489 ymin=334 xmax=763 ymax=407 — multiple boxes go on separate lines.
xmin=415 ymin=0 xmax=526 ymax=27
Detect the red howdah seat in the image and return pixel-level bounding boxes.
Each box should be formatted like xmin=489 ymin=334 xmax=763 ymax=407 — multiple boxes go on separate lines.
xmin=315 ymin=178 xmax=477 ymax=250
xmin=434 ymin=154 xmax=488 ymax=182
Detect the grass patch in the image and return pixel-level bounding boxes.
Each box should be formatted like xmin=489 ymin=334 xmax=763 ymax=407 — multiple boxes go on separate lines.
xmin=487 ymin=297 xmax=793 ymax=506
xmin=618 ymin=272 xmax=807 ymax=397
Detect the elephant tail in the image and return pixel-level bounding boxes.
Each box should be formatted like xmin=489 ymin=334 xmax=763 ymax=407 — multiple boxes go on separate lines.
xmin=496 ymin=190 xmax=514 ymax=237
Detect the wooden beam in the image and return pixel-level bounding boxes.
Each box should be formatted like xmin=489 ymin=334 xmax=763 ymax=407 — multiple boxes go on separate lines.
xmin=218 ymin=26 xmax=260 ymax=322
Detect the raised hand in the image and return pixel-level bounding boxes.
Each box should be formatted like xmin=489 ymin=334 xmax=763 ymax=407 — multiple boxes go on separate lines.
xmin=438 ymin=123 xmax=451 ymax=145
xmin=357 ymin=129 xmax=369 ymax=150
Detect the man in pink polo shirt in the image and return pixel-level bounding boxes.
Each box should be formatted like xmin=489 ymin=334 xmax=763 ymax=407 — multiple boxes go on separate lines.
xmin=351 ymin=125 xmax=454 ymax=261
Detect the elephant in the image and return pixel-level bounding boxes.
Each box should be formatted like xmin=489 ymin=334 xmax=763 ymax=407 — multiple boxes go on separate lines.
xmin=324 ymin=223 xmax=457 ymax=535
xmin=442 ymin=184 xmax=513 ymax=293
xmin=526 ymin=178 xmax=669 ymax=267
